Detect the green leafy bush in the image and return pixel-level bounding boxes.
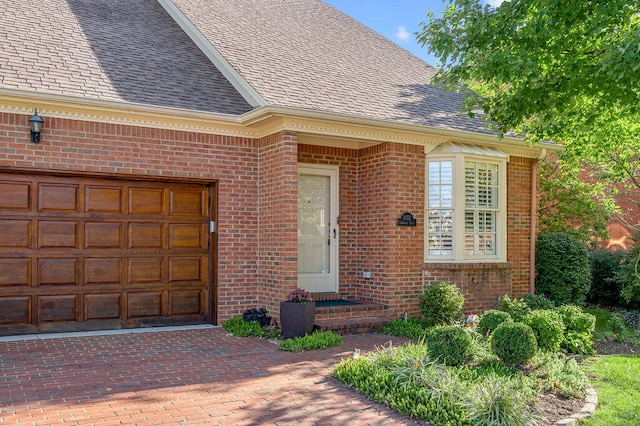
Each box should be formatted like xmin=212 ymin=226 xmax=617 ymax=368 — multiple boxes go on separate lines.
xmin=555 ymin=304 xmax=596 ymax=354
xmin=491 ymin=322 xmax=538 ymax=365
xmin=477 ymin=310 xmax=512 ymax=337
xmin=520 ymin=293 xmax=555 ymax=310
xmin=523 ymin=309 xmax=565 ymax=352
xmin=496 ymin=294 xmax=530 ymax=322
xmin=419 ymin=281 xmax=465 ymax=327
xmin=535 ymin=232 xmax=591 ymax=305
xmin=608 ymin=312 xmax=627 ymax=342
xmin=425 ymin=326 xmax=475 ymax=366
xmin=587 ymin=248 xmax=626 ymax=307
xmin=380 ymin=318 xmax=429 ymax=341
xmin=278 ymin=330 xmax=343 ymax=352
xmin=619 ymin=241 xmax=640 ymax=308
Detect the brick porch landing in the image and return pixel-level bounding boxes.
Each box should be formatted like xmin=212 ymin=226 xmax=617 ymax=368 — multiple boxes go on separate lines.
xmin=312 ymin=293 xmax=390 ymax=335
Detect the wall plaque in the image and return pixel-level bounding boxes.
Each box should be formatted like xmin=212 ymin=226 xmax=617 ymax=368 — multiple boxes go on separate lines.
xmin=397 ymin=212 xmax=416 ymax=227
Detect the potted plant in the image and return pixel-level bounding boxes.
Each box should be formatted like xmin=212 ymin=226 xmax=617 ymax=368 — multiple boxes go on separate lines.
xmin=280 ymin=288 xmax=316 ymax=339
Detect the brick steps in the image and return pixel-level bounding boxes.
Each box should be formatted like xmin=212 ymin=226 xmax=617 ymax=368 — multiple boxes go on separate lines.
xmin=311 ymin=295 xmax=389 ymax=335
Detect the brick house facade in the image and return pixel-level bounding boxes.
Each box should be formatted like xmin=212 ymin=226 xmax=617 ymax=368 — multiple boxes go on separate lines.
xmin=0 ymin=0 xmax=555 ymax=335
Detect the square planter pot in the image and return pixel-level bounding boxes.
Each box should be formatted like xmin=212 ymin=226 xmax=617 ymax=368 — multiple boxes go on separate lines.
xmin=280 ymin=301 xmax=316 ymax=339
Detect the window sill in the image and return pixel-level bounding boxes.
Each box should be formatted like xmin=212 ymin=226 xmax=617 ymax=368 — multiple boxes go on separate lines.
xmin=424 ymin=261 xmax=514 ymax=270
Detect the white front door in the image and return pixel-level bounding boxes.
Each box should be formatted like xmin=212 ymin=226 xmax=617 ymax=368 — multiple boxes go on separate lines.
xmin=297 ymin=164 xmax=339 ymax=293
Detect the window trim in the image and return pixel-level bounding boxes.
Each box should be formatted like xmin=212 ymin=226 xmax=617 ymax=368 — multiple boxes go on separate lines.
xmin=425 ymin=145 xmax=508 ymax=263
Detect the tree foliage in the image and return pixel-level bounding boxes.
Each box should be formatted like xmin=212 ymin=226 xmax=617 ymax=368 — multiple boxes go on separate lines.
xmin=418 ymin=0 xmax=640 ymax=237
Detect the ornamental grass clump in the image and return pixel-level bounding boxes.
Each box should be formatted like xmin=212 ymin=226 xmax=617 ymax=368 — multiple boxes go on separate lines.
xmin=491 ymin=322 xmax=538 ymax=365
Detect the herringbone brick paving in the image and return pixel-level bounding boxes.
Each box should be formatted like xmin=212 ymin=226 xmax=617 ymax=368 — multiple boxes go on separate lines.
xmin=0 ymin=327 xmax=421 ymax=425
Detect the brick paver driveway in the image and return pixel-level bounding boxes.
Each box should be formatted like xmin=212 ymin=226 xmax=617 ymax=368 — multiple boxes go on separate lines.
xmin=0 ymin=326 xmax=421 ymax=425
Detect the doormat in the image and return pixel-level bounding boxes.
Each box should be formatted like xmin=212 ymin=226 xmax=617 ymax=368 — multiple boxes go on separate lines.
xmin=315 ymin=300 xmax=361 ymax=307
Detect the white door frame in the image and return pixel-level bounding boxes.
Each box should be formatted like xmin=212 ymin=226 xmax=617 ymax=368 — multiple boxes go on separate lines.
xmin=297 ymin=163 xmax=339 ymax=293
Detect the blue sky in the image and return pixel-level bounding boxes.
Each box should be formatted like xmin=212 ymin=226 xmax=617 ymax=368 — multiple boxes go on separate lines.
xmin=324 ymin=1 xmax=503 ymax=67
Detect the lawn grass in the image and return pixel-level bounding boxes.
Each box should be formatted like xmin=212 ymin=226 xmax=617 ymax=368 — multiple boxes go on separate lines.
xmin=582 ymin=355 xmax=640 ymax=426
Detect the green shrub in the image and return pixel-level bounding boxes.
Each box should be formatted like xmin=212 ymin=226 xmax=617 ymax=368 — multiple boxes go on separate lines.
xmin=520 ymin=293 xmax=556 ymax=310
xmin=588 ymin=248 xmax=626 ymax=307
xmin=555 ymin=305 xmax=596 ymax=334
xmin=419 ymin=281 xmax=465 ymax=327
xmin=477 ymin=310 xmax=512 ymax=337
xmin=608 ymin=312 xmax=627 ymax=341
xmin=535 ymin=232 xmax=591 ymax=305
xmin=523 ymin=309 xmax=565 ymax=352
xmin=425 ymin=325 xmax=475 ymax=366
xmin=491 ymin=322 xmax=538 ymax=365
xmin=278 ymin=330 xmax=343 ymax=352
xmin=555 ymin=305 xmax=596 ymax=354
xmin=222 ymin=317 xmax=264 ymax=337
xmin=618 ymin=237 xmax=640 ymax=308
xmin=380 ymin=318 xmax=428 ymax=341
xmin=496 ymin=294 xmax=530 ymax=322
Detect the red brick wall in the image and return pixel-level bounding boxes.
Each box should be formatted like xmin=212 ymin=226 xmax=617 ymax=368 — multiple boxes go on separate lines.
xmin=507 ymin=156 xmax=535 ymax=298
xmin=300 ymin=141 xmax=536 ymax=317
xmin=0 ymin=112 xmax=262 ymax=323
xmin=257 ymin=132 xmax=298 ymax=318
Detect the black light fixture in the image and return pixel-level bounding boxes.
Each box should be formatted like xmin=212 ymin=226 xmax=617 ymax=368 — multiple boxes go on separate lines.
xmin=28 ymin=110 xmax=44 ymax=144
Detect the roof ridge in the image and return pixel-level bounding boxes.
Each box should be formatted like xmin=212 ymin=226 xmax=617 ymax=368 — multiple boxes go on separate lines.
xmin=157 ymin=0 xmax=267 ymax=108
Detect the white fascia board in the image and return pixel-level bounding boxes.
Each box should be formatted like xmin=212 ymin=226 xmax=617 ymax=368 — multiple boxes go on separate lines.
xmin=157 ymin=0 xmax=267 ymax=108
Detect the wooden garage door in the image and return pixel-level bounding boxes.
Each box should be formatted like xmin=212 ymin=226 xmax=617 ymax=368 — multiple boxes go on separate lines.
xmin=0 ymin=172 xmax=213 ymax=335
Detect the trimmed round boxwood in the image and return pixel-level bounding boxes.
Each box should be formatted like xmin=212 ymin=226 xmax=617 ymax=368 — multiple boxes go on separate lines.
xmin=491 ymin=322 xmax=538 ymax=365
xmin=426 ymin=325 xmax=474 ymax=366
xmin=523 ymin=309 xmax=565 ymax=352
xmin=477 ymin=310 xmax=512 ymax=337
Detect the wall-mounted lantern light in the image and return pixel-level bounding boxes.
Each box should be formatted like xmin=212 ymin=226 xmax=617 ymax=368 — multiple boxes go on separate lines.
xmin=28 ymin=110 xmax=44 ymax=144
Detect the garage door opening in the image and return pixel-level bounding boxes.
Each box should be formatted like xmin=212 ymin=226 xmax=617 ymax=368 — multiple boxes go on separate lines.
xmin=0 ymin=172 xmax=216 ymax=336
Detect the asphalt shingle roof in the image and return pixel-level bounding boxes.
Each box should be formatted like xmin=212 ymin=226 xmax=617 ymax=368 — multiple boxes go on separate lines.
xmin=0 ymin=0 xmax=253 ymax=115
xmin=170 ymin=0 xmax=492 ymax=134
xmin=1 ymin=0 xmax=492 ymax=135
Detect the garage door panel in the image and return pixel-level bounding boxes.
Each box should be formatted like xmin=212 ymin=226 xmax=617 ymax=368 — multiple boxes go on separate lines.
xmin=128 ymin=292 xmax=162 ymax=317
xmin=38 ymin=184 xmax=79 ymax=212
xmin=129 ymin=188 xmax=164 ymax=215
xmin=170 ymin=189 xmax=205 ymax=216
xmin=38 ymin=221 xmax=79 ymax=248
xmin=169 ymin=223 xmax=206 ymax=248
xmin=0 ymin=182 xmax=31 ymax=210
xmin=38 ymin=258 xmax=79 ymax=286
xmin=85 ymin=258 xmax=122 ymax=284
xmin=128 ymin=258 xmax=164 ymax=284
xmin=0 ymin=172 xmax=213 ymax=335
xmin=169 ymin=257 xmax=205 ymax=282
xmin=85 ymin=186 xmax=123 ymax=213
xmin=169 ymin=290 xmax=202 ymax=315
xmin=0 ymin=258 xmax=31 ymax=286
xmin=85 ymin=222 xmax=123 ymax=248
xmin=0 ymin=297 xmax=31 ymax=324
xmin=85 ymin=294 xmax=121 ymax=320
xmin=129 ymin=223 xmax=164 ymax=248
xmin=0 ymin=220 xmax=31 ymax=248
xmin=39 ymin=295 xmax=78 ymax=322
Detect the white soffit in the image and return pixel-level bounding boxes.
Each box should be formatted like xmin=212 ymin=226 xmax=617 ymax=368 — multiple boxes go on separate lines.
xmin=427 ymin=142 xmax=510 ymax=160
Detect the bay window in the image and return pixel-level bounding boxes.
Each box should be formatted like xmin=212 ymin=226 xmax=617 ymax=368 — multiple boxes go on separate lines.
xmin=426 ymin=144 xmax=507 ymax=262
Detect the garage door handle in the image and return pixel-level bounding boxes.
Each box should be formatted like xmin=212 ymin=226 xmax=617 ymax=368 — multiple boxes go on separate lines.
xmin=210 ymin=221 xmax=216 ymax=233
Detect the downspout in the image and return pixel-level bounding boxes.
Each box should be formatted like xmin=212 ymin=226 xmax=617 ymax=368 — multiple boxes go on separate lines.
xmin=529 ymin=150 xmax=546 ymax=294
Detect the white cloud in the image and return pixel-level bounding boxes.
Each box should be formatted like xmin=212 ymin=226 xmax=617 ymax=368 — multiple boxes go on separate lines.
xmin=485 ymin=0 xmax=505 ymax=7
xmin=394 ymin=25 xmax=410 ymax=43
